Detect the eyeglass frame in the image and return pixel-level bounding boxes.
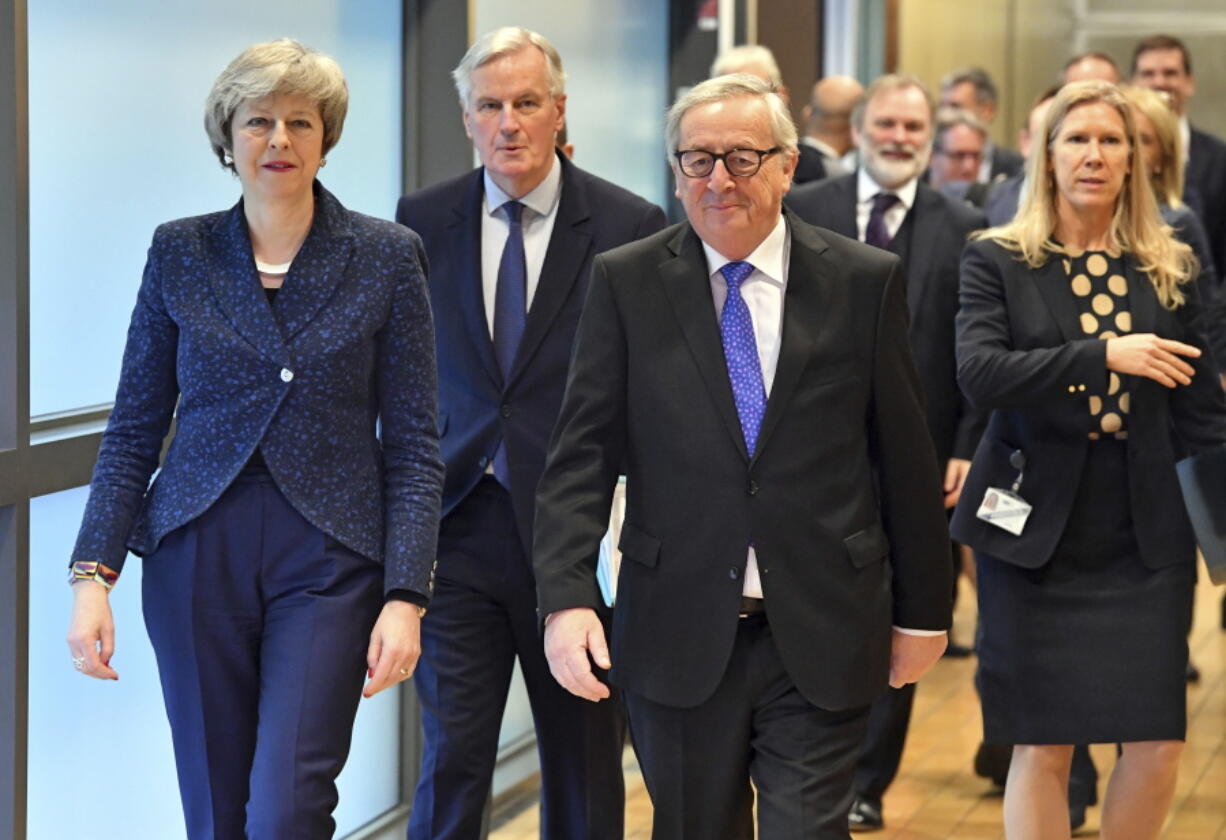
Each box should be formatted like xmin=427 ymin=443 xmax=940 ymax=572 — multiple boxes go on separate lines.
xmin=672 ymin=146 xmax=783 ymax=178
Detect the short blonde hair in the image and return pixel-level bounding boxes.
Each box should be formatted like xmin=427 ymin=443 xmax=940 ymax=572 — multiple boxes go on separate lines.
xmin=1121 ymin=85 xmax=1185 ymax=207
xmin=204 ymin=39 xmax=348 ymax=172
xmin=976 ymin=81 xmax=1194 ymax=309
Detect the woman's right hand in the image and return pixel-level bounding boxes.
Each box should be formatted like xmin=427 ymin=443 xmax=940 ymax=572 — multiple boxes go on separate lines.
xmin=1105 ymin=334 xmax=1200 ymax=388
xmin=66 ymin=581 xmax=119 ymax=680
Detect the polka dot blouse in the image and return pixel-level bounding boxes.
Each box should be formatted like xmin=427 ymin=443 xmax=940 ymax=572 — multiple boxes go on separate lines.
xmin=1065 ymin=251 xmax=1131 ymax=440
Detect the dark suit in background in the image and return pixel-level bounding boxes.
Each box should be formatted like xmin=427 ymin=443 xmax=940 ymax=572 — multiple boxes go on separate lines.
xmin=396 ymin=151 xmax=665 ymax=839
xmin=793 ymin=143 xmax=829 ymax=185
xmin=786 ymin=172 xmax=986 ymax=809
xmin=1189 ymin=126 xmax=1226 ymax=284
xmin=987 ymin=143 xmax=1024 ymax=183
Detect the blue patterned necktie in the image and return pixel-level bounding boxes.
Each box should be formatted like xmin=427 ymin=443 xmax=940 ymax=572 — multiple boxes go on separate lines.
xmin=719 ymin=261 xmax=767 ymax=456
xmin=492 ymin=200 xmax=526 ymax=487
xmin=865 ymin=192 xmax=899 ymax=250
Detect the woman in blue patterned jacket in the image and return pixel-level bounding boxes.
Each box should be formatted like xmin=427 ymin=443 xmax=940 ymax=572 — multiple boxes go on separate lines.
xmin=64 ymin=39 xmax=443 ymax=839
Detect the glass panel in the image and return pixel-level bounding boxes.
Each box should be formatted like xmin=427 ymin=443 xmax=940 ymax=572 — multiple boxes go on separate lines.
xmin=28 ymin=0 xmax=403 ymax=416
xmin=473 ymin=0 xmax=670 ymax=209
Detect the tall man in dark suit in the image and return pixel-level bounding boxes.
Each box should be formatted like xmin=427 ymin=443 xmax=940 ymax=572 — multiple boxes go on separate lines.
xmin=940 ymin=67 xmax=1023 ymax=184
xmin=534 ymin=73 xmax=952 ymax=839
xmin=395 ymin=27 xmax=666 ymax=840
xmin=786 ymin=74 xmax=985 ymax=832
xmin=1131 ymin=33 xmax=1226 ymax=284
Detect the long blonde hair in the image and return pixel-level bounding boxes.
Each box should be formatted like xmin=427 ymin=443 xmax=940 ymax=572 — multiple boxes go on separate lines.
xmin=974 ymin=81 xmax=1194 ymax=309
xmin=1121 ymin=85 xmax=1185 ymax=208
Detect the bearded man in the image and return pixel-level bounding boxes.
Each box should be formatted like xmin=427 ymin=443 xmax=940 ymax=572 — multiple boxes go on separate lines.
xmin=786 ymin=73 xmax=986 ymax=832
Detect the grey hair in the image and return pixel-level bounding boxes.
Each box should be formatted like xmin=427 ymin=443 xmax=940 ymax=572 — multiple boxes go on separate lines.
xmin=852 ymin=74 xmax=935 ymax=132
xmin=666 ymin=74 xmax=798 ymax=158
xmin=939 ymin=66 xmax=998 ymax=107
xmin=934 ymin=106 xmax=988 ymax=151
xmin=452 ymin=27 xmax=567 ymax=106
xmin=204 ymin=38 xmax=348 ymax=172
xmin=710 ymin=44 xmax=783 ymax=89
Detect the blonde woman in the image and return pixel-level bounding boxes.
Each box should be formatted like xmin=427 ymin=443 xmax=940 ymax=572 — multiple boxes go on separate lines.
xmin=951 ymin=81 xmax=1226 ymax=839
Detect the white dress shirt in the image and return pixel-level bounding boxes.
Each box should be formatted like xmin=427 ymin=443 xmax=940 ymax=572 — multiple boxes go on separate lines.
xmin=855 ymin=169 xmax=918 ymax=244
xmin=801 ymin=136 xmax=849 ymax=178
xmin=480 ymin=155 xmax=563 ymax=338
xmin=701 ymin=215 xmax=790 ymax=600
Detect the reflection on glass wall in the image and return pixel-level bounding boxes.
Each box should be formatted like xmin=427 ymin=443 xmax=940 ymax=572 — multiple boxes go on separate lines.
xmin=28 ymin=0 xmax=403 ymax=417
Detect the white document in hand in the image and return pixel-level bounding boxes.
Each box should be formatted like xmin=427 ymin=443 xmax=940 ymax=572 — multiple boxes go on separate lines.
xmin=597 ymin=480 xmax=627 ymax=606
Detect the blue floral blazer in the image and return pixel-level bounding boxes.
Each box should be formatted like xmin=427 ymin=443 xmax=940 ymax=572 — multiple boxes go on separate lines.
xmin=70 ymin=182 xmax=444 ymax=597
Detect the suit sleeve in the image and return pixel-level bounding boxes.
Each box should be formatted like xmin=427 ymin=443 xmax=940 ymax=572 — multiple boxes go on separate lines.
xmin=376 ymin=232 xmax=445 ymax=597
xmin=949 ymin=211 xmax=990 ymax=460
xmin=70 ymin=232 xmax=181 ymax=576
xmin=1168 ymin=275 xmax=1226 ymax=453
xmin=956 ymin=240 xmax=1108 ymax=411
xmin=870 ymin=261 xmax=954 ymax=631
xmin=533 ymin=254 xmax=628 ymax=617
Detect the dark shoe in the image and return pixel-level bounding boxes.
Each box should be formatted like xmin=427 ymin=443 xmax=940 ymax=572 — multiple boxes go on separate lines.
xmin=848 ymin=795 xmax=884 ymax=832
xmin=973 ymin=741 xmax=1011 ymax=787
xmin=1187 ymin=659 xmax=1201 ymax=683
xmin=943 ymin=640 xmax=974 ymax=658
xmin=1069 ymin=801 xmax=1087 ymax=832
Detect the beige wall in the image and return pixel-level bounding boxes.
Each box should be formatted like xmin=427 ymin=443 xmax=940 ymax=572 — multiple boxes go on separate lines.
xmin=898 ymin=0 xmax=1073 ymax=151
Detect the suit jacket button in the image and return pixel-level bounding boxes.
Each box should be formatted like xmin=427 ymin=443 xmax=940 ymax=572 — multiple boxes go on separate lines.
xmin=747 ymin=480 xmax=759 ymax=496
xmin=280 ymin=368 xmax=294 ymax=383
xmin=478 ymin=455 xmax=489 ymax=468
xmin=501 ymin=404 xmax=512 ymax=419
xmin=729 ymin=567 xmax=740 ymax=580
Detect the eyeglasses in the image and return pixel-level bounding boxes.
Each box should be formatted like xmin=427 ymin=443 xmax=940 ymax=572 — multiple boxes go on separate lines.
xmin=673 ymin=147 xmax=781 ymax=178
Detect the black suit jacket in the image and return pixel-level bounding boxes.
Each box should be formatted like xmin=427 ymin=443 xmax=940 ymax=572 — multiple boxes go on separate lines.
xmin=1188 ymin=126 xmax=1226 ymax=284
xmin=951 ymin=238 xmax=1226 ymax=568
xmin=534 ymin=213 xmax=952 ymax=711
xmin=989 ymin=144 xmax=1024 ymax=182
xmin=396 ymin=153 xmax=666 ymax=558
xmin=785 ymin=174 xmax=987 ymax=465
xmin=793 ymin=143 xmax=828 ymax=186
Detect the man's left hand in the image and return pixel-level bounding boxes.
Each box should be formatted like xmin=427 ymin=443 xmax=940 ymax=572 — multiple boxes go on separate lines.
xmin=888 ymin=630 xmax=947 ymax=688
xmin=943 ymin=458 xmax=971 ymax=509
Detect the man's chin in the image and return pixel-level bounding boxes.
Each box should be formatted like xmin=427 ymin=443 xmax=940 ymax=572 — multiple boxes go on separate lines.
xmin=865 ymin=159 xmax=922 ymax=190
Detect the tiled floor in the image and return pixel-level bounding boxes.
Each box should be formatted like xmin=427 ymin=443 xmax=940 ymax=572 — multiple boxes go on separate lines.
xmin=490 ymin=563 xmax=1226 ymax=839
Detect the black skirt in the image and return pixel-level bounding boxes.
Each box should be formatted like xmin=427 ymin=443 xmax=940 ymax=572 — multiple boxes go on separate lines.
xmin=976 ymin=439 xmax=1192 ymax=744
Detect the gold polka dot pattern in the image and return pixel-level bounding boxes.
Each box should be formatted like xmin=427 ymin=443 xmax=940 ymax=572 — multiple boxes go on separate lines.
xmin=1066 ymin=251 xmax=1132 ymax=440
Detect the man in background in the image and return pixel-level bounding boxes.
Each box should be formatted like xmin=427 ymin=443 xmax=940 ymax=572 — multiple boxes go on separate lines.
xmin=800 ymin=75 xmax=865 ymax=179
xmin=396 ymin=27 xmax=666 ymax=840
xmin=940 ymin=67 xmax=1022 ymax=183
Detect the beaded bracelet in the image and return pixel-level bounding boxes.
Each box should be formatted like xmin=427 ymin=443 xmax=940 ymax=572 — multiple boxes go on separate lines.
xmin=68 ymin=561 xmax=119 ymax=591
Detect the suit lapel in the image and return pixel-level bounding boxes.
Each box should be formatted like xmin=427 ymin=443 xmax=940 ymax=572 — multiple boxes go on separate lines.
xmin=660 ymin=226 xmax=750 ymax=460
xmin=508 ymin=155 xmax=591 ymax=388
xmin=449 ymin=172 xmax=503 ymax=386
xmin=754 ymin=215 xmax=829 ymax=462
xmin=275 ymin=184 xmax=354 ymax=340
xmin=900 ymin=187 xmax=942 ymax=316
xmin=830 ymin=176 xmax=859 ymax=239
xmin=1033 ymin=255 xmax=1083 ymax=343
xmin=206 ymin=202 xmax=289 ymax=364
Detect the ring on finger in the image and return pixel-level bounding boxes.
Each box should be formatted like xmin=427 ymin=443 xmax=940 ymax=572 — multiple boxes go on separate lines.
xmin=398 ymin=667 xmax=411 ymax=677
xmin=72 ymin=656 xmax=85 ymax=671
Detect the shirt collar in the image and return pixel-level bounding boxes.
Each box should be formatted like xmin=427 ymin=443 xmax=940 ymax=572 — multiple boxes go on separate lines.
xmin=482 ymin=152 xmax=563 ymax=218
xmin=856 ymin=167 xmax=918 ymax=211
xmin=700 ymin=214 xmax=789 ymax=287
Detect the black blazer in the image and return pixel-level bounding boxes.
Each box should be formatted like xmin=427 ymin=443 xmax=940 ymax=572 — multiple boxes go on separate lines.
xmin=396 ymin=153 xmax=666 ymax=558
xmin=534 ymin=214 xmax=952 ymax=711
xmin=950 ymin=238 xmax=1226 ymax=569
xmin=792 ymin=143 xmax=828 ymax=186
xmin=785 ymin=174 xmax=987 ymax=465
xmin=1188 ymin=126 xmax=1226 ymax=284
xmin=989 ymin=144 xmax=1024 ymax=182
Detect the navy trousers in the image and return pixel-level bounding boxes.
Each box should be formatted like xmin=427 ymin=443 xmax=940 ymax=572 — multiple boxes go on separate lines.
xmin=408 ymin=477 xmax=625 ymax=840
xmin=142 ymin=466 xmax=384 ymax=840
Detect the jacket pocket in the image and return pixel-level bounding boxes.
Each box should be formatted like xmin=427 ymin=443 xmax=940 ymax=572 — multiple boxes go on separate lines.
xmin=618 ymin=521 xmax=661 ymax=568
xmin=844 ymin=521 xmax=890 ymax=568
